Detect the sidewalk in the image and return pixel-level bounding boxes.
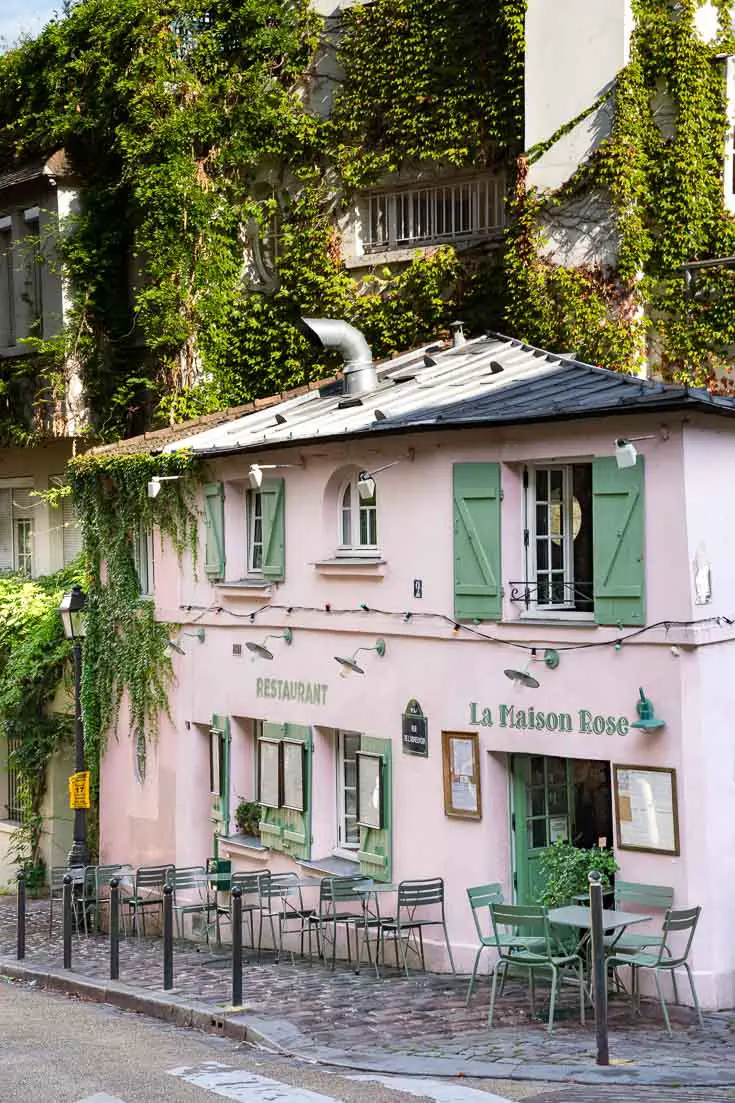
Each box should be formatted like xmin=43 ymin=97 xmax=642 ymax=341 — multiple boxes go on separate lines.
xmin=1 ymin=896 xmax=735 ymax=1088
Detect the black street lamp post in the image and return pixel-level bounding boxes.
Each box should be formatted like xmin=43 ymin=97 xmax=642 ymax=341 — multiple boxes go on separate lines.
xmin=59 ymin=584 xmax=90 ymax=869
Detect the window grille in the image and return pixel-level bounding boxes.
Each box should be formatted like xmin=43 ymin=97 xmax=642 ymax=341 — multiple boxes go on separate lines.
xmin=6 ymin=737 xmax=22 ymax=822
xmin=364 ymin=176 xmax=504 ymax=251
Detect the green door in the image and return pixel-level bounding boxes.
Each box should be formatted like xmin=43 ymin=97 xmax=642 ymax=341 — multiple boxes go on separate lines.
xmin=512 ymin=754 xmax=574 ymax=904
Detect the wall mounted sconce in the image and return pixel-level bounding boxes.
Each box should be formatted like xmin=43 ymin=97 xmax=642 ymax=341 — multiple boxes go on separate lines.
xmin=166 ymin=627 xmax=206 ymax=655
xmin=614 ymin=427 xmax=670 ymax=469
xmin=247 ymin=463 xmax=301 ymax=489
xmin=357 ymin=460 xmax=404 ymax=500
xmin=334 ymin=638 xmax=386 ymax=675
xmin=504 ymin=648 xmax=560 ymax=690
xmin=246 ymin=628 xmax=293 ymax=660
xmin=630 ymin=687 xmax=665 ymax=731
xmin=147 ymin=475 xmax=183 ymax=499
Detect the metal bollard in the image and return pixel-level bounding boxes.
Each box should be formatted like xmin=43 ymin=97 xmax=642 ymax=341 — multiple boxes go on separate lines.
xmin=163 ymin=883 xmax=173 ymax=991
xmin=109 ymin=877 xmax=120 ymax=981
xmin=231 ymin=885 xmax=243 ymax=1007
xmin=62 ymin=873 xmax=73 ymax=970
xmin=589 ymin=869 xmax=609 ymax=1066
xmin=16 ymin=869 xmax=25 ymax=961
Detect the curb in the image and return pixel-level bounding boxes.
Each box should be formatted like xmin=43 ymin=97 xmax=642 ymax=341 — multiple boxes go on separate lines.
xmin=3 ymin=958 xmax=735 ymax=1088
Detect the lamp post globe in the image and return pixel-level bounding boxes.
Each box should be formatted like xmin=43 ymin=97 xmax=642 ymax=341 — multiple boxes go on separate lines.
xmin=59 ymin=585 xmax=90 ymax=868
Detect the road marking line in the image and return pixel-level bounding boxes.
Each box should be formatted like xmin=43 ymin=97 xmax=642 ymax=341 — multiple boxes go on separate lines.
xmin=168 ymin=1061 xmax=341 ymax=1102
xmin=76 ymin=1095 xmax=130 ymax=1103
xmin=348 ymin=1073 xmax=512 ymax=1103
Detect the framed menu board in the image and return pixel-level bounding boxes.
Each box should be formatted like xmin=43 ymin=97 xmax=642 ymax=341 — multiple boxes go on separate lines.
xmin=442 ymin=731 xmax=481 ymax=820
xmin=613 ymin=764 xmax=680 ymax=855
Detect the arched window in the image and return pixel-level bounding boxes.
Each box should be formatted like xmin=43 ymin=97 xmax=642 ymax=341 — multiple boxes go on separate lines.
xmin=339 ymin=475 xmax=378 ymax=554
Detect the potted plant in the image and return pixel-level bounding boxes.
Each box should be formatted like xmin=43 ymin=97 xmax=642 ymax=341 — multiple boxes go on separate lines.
xmin=537 ymin=840 xmax=619 ymax=908
xmin=233 ymin=799 xmax=261 ymax=839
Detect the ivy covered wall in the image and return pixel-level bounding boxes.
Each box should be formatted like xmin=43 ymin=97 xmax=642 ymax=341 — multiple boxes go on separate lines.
xmin=1 ymin=0 xmax=734 ymax=444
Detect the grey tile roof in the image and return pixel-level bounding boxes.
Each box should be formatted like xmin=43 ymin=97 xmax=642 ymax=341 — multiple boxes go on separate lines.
xmin=163 ymin=331 xmax=735 ymax=458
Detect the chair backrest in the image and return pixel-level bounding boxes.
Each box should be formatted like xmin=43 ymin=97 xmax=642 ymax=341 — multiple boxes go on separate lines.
xmin=261 ymin=872 xmax=298 ymax=899
xmin=96 ymin=864 xmax=134 ymax=890
xmin=614 ymin=880 xmax=674 ymax=911
xmin=658 ymin=905 xmax=701 ymax=967
xmin=467 ymin=882 xmax=504 ymax=940
xmin=135 ymin=864 xmax=173 ymax=891
xmin=490 ymin=902 xmax=552 ymax=959
xmin=326 ymin=875 xmax=365 ymax=904
xmin=398 ymin=877 xmax=445 ymax=912
xmin=231 ymin=870 xmax=270 ymax=898
xmin=171 ymin=866 xmax=207 ymax=893
xmin=50 ymin=866 xmax=86 ymax=890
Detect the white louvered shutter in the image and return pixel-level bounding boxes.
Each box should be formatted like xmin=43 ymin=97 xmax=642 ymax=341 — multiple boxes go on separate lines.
xmin=0 ymin=489 xmax=12 ymax=570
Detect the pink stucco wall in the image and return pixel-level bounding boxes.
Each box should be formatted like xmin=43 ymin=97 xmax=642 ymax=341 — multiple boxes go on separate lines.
xmin=99 ymin=411 xmax=735 ymax=1006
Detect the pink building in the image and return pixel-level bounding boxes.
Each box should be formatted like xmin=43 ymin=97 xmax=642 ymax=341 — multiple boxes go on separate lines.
xmin=100 ymin=323 xmax=735 ymax=1008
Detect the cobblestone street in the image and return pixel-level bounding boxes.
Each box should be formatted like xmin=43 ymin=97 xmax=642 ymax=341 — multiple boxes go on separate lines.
xmin=1 ymin=894 xmax=732 ymax=1081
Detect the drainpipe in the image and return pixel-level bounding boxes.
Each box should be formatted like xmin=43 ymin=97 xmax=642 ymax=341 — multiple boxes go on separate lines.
xmin=301 ymin=317 xmax=377 ymax=396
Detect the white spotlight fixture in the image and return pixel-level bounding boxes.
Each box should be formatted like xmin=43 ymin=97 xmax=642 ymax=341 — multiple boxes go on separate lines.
xmin=356 ymin=460 xmax=402 ymax=500
xmin=614 ymin=428 xmax=670 ymax=469
xmin=246 ymin=462 xmax=303 ymax=490
xmin=147 ymin=475 xmax=183 ymax=499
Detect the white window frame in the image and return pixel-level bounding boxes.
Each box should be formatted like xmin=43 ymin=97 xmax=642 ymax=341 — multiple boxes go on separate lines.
xmin=362 ymin=174 xmax=504 ymax=253
xmin=132 ymin=521 xmax=154 ymax=595
xmin=337 ymin=476 xmax=378 ymax=557
xmin=335 ymin=729 xmax=361 ymax=855
xmin=14 ymin=516 xmax=33 ymax=578
xmin=246 ymin=488 xmax=264 ymax=574
xmin=524 ymin=463 xmax=594 ymax=621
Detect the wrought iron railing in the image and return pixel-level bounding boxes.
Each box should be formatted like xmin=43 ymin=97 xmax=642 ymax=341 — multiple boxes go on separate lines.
xmin=508 ymin=580 xmax=594 ymax=611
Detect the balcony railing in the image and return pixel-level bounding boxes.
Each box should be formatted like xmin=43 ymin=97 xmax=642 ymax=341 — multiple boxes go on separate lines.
xmin=364 ymin=176 xmax=505 ymax=252
xmin=508 ymin=580 xmax=594 ymax=612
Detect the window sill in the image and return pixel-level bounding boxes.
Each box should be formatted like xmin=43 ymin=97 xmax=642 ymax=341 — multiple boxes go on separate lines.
xmin=313 ymin=557 xmax=386 ymax=578
xmin=216 ymin=579 xmax=274 ymax=598
xmin=297 ymin=854 xmax=359 ymax=877
xmin=344 ymin=233 xmax=503 ymax=270
xmin=508 ymin=615 xmax=597 ymax=628
xmin=220 ymin=833 xmax=270 ymax=860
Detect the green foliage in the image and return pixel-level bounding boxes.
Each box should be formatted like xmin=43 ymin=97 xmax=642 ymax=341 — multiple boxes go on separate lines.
xmin=538 ymin=841 xmax=619 ymax=908
xmin=0 ymin=564 xmax=83 ymax=872
xmin=333 ymin=0 xmax=526 ymax=185
xmin=234 ymin=799 xmax=261 ymax=837
xmin=67 ymin=451 xmax=202 ymax=798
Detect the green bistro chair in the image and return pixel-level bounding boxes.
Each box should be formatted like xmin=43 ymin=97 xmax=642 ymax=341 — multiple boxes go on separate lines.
xmin=465 ymin=883 xmax=546 ymax=1004
xmin=605 ymin=880 xmax=675 ymax=953
xmin=489 ymin=902 xmax=586 ymax=1033
xmin=308 ymin=875 xmax=378 ymax=971
xmin=125 ymin=863 xmax=174 ymax=936
xmin=378 ymin=878 xmax=455 ymax=977
xmin=607 ymin=905 xmax=704 ymax=1036
xmin=170 ymin=865 xmax=214 ymax=942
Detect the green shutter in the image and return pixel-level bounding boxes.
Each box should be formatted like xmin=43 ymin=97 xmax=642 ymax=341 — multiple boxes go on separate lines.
xmin=453 ymin=462 xmax=502 ymax=621
xmin=592 ymin=456 xmax=645 ymax=626
xmin=261 ymin=478 xmax=285 ymax=580
xmin=258 ymin=723 xmax=312 ymax=860
xmin=358 ymin=736 xmax=392 ymax=883
xmin=204 ymin=482 xmax=225 ymax=579
xmin=210 ymin=714 xmax=231 ymax=852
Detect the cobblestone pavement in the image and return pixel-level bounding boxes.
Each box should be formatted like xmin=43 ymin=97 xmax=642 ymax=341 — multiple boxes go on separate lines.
xmin=1 ymin=895 xmax=734 ymax=1076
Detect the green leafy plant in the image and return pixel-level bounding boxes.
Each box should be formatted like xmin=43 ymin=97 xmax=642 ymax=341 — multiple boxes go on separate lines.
xmin=537 ymin=841 xmax=619 ymax=908
xmin=234 ymin=799 xmax=261 ymax=838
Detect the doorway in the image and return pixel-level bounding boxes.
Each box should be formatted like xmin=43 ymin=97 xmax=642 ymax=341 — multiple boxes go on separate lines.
xmin=511 ymin=754 xmax=612 ymax=904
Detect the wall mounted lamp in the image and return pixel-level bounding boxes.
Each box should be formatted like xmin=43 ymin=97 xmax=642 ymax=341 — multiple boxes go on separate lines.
xmin=334 ymin=637 xmax=386 ymax=675
xmin=246 ymin=628 xmax=293 ymax=660
xmin=614 ymin=427 xmax=670 ymax=469
xmin=630 ymin=686 xmax=665 ymax=731
xmin=166 ymin=627 xmax=206 ymax=655
xmin=147 ymin=475 xmax=183 ymax=499
xmin=247 ymin=463 xmax=301 ymax=489
xmin=504 ymin=648 xmax=560 ymax=690
xmin=357 ymin=461 xmax=402 ymax=500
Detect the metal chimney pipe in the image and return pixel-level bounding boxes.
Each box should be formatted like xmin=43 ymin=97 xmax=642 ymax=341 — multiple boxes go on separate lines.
xmin=301 ymin=317 xmax=377 ymax=396
xmin=450 ymin=320 xmax=467 ymax=348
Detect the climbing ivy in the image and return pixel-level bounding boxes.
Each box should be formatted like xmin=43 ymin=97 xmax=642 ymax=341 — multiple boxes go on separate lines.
xmin=507 ymin=0 xmax=735 ymax=382
xmin=67 ymin=450 xmax=202 ymax=802
xmin=0 ymin=564 xmax=83 ymax=883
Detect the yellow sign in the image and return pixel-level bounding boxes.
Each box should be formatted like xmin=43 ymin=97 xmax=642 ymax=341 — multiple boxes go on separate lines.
xmin=68 ymin=771 xmax=91 ymax=810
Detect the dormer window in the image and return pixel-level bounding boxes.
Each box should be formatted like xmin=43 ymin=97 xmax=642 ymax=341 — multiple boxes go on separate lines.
xmin=339 ymin=475 xmax=378 ymax=555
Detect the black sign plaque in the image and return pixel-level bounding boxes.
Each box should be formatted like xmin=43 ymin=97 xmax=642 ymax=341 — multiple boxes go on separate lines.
xmin=402 ymin=698 xmax=428 ymax=757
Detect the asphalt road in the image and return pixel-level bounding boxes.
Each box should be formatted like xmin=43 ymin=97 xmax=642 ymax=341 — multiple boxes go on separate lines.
xmin=0 ymin=979 xmax=538 ymax=1103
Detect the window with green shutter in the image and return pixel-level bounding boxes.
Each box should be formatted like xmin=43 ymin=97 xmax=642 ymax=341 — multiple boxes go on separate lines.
xmin=592 ymin=456 xmax=645 ymax=626
xmin=453 ymin=462 xmax=502 ymax=621
xmin=261 ymin=478 xmax=285 ymax=580
xmin=257 ymin=723 xmax=312 ymax=860
xmin=203 ymin=482 xmax=225 ymax=579
xmin=357 ymin=735 xmax=392 ymax=883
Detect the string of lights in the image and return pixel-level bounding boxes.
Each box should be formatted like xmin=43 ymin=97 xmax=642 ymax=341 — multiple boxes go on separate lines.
xmin=175 ymin=599 xmax=735 ymax=655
